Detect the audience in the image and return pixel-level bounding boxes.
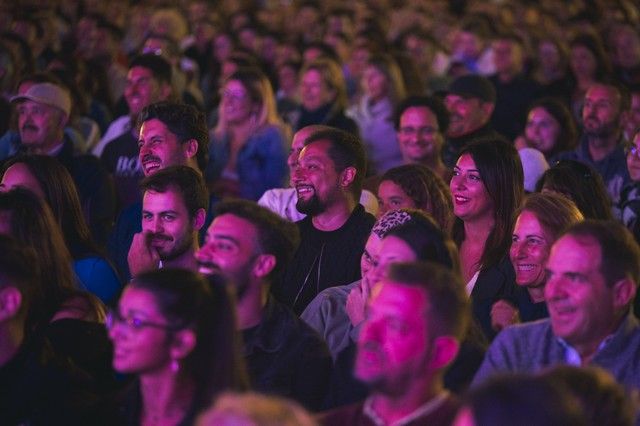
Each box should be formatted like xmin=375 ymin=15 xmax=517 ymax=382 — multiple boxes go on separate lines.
xmin=3 ymin=2 xmax=640 ymax=423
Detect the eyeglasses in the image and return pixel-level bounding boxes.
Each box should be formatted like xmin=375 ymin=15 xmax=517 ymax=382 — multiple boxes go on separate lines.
xmin=626 ymin=145 xmax=640 ymax=159
xmin=106 ymin=310 xmax=177 ymax=333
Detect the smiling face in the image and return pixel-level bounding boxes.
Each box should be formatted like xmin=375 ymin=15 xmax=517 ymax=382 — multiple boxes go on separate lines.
xmin=510 ymin=210 xmax=552 ymax=288
xmin=195 ymin=213 xmax=259 ymax=298
xmin=0 ymin=163 xmax=45 ymax=198
xmin=17 ymin=100 xmax=65 ymax=151
xmin=138 ymin=118 xmax=191 ymax=176
xmin=142 ymin=188 xmax=195 ymax=261
xmin=108 ymin=286 xmax=172 ymax=374
xmin=365 ymin=235 xmax=418 ymax=292
xmin=544 ymin=234 xmax=619 ymax=356
xmin=397 ymin=106 xmax=443 ymax=164
xmin=293 ymin=139 xmax=342 ymax=216
xmin=450 ymin=153 xmax=494 ymax=222
xmin=300 ymin=69 xmax=335 ymax=111
xmin=355 ymin=280 xmax=432 ymax=395
xmin=524 ymin=107 xmax=561 ymax=155
xmin=376 ymin=180 xmax=416 ymax=218
xmin=444 ymin=94 xmax=491 ymax=138
xmin=220 ymin=79 xmax=255 ymax=125
xmin=124 ymin=66 xmax=170 ymax=119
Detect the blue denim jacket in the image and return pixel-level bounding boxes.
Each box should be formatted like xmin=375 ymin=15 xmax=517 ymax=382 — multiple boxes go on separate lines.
xmin=207 ymin=125 xmax=288 ymax=200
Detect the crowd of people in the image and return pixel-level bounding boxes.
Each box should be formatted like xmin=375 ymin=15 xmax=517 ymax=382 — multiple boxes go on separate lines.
xmin=1 ymin=0 xmax=640 ymax=425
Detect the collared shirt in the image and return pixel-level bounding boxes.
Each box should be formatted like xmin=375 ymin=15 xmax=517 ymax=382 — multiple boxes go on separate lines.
xmin=557 ymin=334 xmax=616 ymax=366
xmin=363 ymin=393 xmax=451 ymax=426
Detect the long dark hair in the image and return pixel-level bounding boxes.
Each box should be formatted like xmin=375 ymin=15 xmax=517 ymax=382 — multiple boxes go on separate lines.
xmin=0 ymin=189 xmax=80 ymax=327
xmin=452 ymin=138 xmax=524 ymax=270
xmin=2 ymin=155 xmax=102 ymax=259
xmin=130 ymin=270 xmax=249 ymax=416
xmin=535 ymin=160 xmax=613 ymax=220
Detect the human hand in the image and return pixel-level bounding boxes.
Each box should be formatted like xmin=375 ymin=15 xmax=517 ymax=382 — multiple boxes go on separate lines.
xmin=127 ymin=231 xmax=160 ymax=277
xmin=491 ymin=299 xmax=520 ymax=332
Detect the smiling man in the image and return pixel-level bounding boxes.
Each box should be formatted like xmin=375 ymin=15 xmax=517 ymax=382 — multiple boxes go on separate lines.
xmin=273 ymin=127 xmax=375 ymax=315
xmin=473 ymin=220 xmax=640 ymax=402
xmin=127 ymin=165 xmax=207 ymax=276
xmin=394 ymin=96 xmax=451 ymax=181
xmin=195 ymin=200 xmax=332 ymax=411
xmin=98 ymin=54 xmax=174 ymax=209
xmin=108 ymin=101 xmax=209 ymax=281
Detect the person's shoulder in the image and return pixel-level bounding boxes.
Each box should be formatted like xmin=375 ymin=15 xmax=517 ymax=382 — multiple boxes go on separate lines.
xmin=317 ymin=401 xmax=365 ymax=426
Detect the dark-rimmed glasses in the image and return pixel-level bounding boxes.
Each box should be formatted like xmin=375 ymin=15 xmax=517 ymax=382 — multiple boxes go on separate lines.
xmin=106 ymin=309 xmax=177 ymax=332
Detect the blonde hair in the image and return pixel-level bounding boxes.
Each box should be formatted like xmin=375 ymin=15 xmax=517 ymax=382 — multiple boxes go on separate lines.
xmin=197 ymin=392 xmax=317 ymax=426
xmin=301 ymin=57 xmax=348 ymax=110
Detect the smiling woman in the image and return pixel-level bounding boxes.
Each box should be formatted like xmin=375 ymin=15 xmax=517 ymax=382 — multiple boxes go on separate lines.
xmin=207 ymin=68 xmax=289 ymax=201
xmin=450 ymin=137 xmax=523 ymax=340
xmin=491 ymin=193 xmax=584 ymax=330
xmin=108 ymin=269 xmax=248 ymax=424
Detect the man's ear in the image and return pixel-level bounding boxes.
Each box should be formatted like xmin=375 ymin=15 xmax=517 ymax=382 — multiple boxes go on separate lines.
xmin=170 ymin=329 xmax=197 ymax=360
xmin=428 ymin=335 xmax=460 ymax=370
xmin=252 ymin=254 xmax=276 ymax=279
xmin=612 ymin=278 xmax=637 ymax=311
xmin=340 ymin=166 xmax=357 ymax=188
xmin=192 ymin=208 xmax=206 ymax=231
xmin=183 ymin=138 xmax=199 ymax=160
xmin=160 ymin=83 xmax=173 ymax=100
xmin=481 ymin=101 xmax=495 ymax=118
xmin=0 ymin=287 xmax=22 ymax=322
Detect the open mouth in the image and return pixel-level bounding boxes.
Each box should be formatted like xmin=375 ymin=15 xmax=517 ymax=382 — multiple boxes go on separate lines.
xmin=296 ymin=184 xmax=315 ymax=198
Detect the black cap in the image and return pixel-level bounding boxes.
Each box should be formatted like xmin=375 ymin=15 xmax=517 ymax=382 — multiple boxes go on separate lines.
xmin=447 ymin=74 xmax=496 ymax=103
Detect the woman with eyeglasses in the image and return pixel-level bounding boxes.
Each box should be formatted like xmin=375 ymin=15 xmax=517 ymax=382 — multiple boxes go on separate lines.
xmin=108 ymin=269 xmax=248 ymax=425
xmin=207 ymin=67 xmax=289 ymax=201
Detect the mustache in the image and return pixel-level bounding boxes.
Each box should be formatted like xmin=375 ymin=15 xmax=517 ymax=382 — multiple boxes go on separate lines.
xmin=197 ymin=259 xmax=220 ymax=272
xmin=141 ymin=154 xmax=161 ymax=163
xmin=148 ymin=233 xmax=172 ymax=242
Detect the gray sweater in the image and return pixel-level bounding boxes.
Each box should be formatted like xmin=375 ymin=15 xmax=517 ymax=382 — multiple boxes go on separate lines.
xmin=473 ymin=314 xmax=640 ymax=392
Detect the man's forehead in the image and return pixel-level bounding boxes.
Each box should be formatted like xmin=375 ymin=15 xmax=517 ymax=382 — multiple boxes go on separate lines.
xmin=550 ymin=234 xmax=602 ymax=266
xmin=300 ymin=139 xmax=332 ymax=158
xmin=143 ymin=188 xmax=186 ymax=208
xmin=373 ymin=280 xmax=428 ymax=308
xmin=210 ymin=213 xmax=257 ymax=237
xmin=128 ymin=66 xmax=157 ymax=80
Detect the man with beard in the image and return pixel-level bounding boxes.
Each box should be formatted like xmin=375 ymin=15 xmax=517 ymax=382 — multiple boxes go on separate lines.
xmin=319 ymin=262 xmax=468 ymax=426
xmin=441 ymin=74 xmax=500 ymax=168
xmin=273 ymin=127 xmax=375 ymax=315
xmin=195 ymin=200 xmax=332 ymax=411
xmin=555 ymin=82 xmax=631 ymax=203
xmin=127 ymin=166 xmax=207 ymax=276
xmin=97 ymin=54 xmax=174 ymax=210
xmin=108 ymin=101 xmax=209 ymax=281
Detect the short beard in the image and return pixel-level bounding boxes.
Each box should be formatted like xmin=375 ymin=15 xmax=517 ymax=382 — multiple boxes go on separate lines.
xmin=158 ymin=233 xmax=193 ymax=262
xmin=296 ymin=193 xmax=325 ymax=215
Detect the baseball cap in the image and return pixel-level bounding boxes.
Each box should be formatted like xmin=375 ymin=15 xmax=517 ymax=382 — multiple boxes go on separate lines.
xmin=447 ymin=75 xmax=496 ymax=104
xmin=11 ymin=83 xmax=72 ymax=117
